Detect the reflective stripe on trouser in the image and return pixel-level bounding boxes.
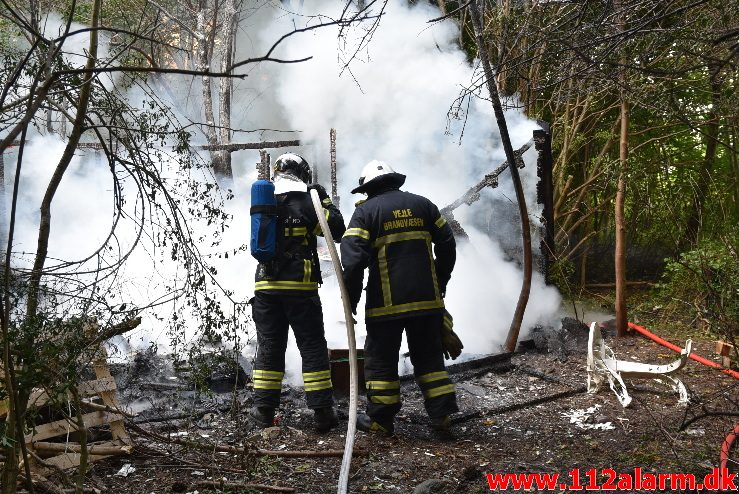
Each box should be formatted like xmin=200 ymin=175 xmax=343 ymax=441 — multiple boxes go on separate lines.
xmin=417 ymin=370 xmax=455 ymax=400
xmin=366 ymin=379 xmax=401 ymax=409
xmin=252 ymin=291 xmax=334 ymax=409
xmin=364 ymin=314 xmax=458 ymax=421
xmin=303 ymin=369 xmax=333 ymax=404
xmin=253 ymin=369 xmax=284 ymax=393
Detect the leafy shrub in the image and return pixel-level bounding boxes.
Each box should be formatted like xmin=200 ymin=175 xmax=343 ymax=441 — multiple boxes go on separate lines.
xmin=657 ymin=233 xmax=738 ymax=342
xmin=549 ymin=257 xmax=576 ymax=296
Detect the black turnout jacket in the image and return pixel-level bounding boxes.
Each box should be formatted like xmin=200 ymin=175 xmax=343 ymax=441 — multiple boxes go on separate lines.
xmin=341 ymin=187 xmax=456 ymax=320
xmin=255 ymin=191 xmax=345 ymax=294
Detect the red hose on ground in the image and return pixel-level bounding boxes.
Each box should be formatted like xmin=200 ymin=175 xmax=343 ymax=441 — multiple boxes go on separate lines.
xmin=627 ymin=322 xmax=739 ymax=380
xmin=720 ymin=424 xmax=739 ymax=471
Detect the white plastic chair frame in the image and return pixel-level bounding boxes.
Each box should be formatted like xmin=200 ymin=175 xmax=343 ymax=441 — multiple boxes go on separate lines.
xmin=587 ymin=322 xmax=692 ymax=407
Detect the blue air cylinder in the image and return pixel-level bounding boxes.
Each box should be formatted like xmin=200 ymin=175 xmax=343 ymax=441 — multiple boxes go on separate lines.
xmin=250 ymin=179 xmax=277 ymax=262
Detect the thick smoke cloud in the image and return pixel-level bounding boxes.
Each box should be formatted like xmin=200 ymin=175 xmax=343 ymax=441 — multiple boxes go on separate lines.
xmin=242 ymin=1 xmax=560 ymax=370
xmin=5 ymin=1 xmax=560 ymax=381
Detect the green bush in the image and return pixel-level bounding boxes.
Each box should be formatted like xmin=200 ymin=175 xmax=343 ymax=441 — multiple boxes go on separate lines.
xmin=550 ymin=257 xmax=576 ymax=296
xmin=657 ymin=233 xmax=738 ymax=342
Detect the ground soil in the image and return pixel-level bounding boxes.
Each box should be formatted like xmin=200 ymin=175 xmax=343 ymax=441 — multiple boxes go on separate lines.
xmin=15 ymin=298 xmax=739 ymax=493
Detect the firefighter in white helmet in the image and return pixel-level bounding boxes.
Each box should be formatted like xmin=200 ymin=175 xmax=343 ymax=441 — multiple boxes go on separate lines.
xmin=340 ymin=160 xmax=459 ymax=435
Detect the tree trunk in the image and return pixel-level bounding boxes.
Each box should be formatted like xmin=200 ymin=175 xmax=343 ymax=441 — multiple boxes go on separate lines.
xmin=730 ymin=122 xmax=739 ymax=221
xmin=217 ymin=0 xmax=237 ymax=183
xmin=685 ymin=64 xmax=721 ymax=246
xmin=45 ymin=42 xmax=54 ymax=133
xmin=1 ymin=125 xmax=31 ymax=494
xmin=614 ymin=98 xmax=629 ymax=337
xmin=0 ymin=80 xmax=53 ymax=153
xmin=26 ymin=0 xmax=100 ymax=318
xmin=613 ymin=0 xmax=629 ymax=337
xmin=0 ymin=152 xmax=6 ymax=253
xmin=196 ymin=5 xmax=226 ymax=180
xmin=9 ymin=3 xmax=99 ymax=490
xmin=495 ymin=0 xmax=510 ymax=92
xmin=469 ymin=1 xmax=532 ymax=353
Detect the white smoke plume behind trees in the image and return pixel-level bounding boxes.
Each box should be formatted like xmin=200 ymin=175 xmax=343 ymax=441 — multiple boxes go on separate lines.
xmin=246 ymin=1 xmax=561 ymax=366
xmin=5 ymin=0 xmax=560 ymax=379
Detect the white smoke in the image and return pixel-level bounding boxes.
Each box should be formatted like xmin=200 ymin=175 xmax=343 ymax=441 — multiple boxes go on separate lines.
xmin=244 ymin=1 xmax=561 ymax=366
xmin=4 ymin=1 xmax=561 ymax=384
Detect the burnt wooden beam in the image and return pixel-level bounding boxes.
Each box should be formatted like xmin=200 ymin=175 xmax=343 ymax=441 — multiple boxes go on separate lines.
xmin=3 ymin=140 xmax=300 ymax=153
xmin=197 ymin=140 xmax=299 ymax=151
xmin=440 ymin=140 xmax=532 ymax=216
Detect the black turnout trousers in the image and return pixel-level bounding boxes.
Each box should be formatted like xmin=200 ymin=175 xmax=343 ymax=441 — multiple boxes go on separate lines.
xmin=251 ymin=291 xmax=333 ymax=409
xmin=364 ymin=314 xmax=459 ymax=421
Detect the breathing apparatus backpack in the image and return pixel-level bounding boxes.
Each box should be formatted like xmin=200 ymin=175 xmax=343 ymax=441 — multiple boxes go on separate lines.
xmin=250 ymin=179 xmax=277 ymax=262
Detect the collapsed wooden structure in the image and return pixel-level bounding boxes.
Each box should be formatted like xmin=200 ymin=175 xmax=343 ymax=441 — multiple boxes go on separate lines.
xmin=1 ymin=321 xmax=135 ymax=476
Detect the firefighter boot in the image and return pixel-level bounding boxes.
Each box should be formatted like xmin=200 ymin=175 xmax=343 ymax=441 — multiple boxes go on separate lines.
xmin=430 ymin=415 xmax=451 ymax=431
xmin=313 ymin=407 xmax=339 ymax=432
xmin=249 ymin=406 xmax=275 ymax=429
xmin=430 ymin=415 xmax=454 ymax=440
xmin=356 ymin=413 xmax=394 ymax=436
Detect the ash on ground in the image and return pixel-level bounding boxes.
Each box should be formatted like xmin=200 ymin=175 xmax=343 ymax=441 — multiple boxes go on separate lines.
xmin=66 ymin=317 xmax=735 ymax=494
xmin=525 ymin=316 xmax=590 ymax=360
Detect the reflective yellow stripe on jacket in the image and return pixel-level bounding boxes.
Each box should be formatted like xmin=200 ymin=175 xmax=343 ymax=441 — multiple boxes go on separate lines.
xmin=363 ymin=228 xmax=443 ymax=318
xmin=343 ymin=227 xmax=370 ymax=240
xmin=285 ymin=227 xmax=308 ymax=236
xmin=313 ymin=209 xmax=331 ymax=235
xmin=372 ymin=230 xmax=431 ymax=247
xmin=303 ymin=259 xmax=312 ymax=283
xmin=378 ymin=245 xmax=392 ymax=306
xmin=255 ymin=280 xmax=318 ymax=291
xmin=366 ymin=299 xmax=444 ymax=318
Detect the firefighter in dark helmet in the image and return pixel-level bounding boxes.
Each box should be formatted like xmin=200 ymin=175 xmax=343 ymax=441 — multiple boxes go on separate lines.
xmin=250 ymin=153 xmax=346 ymax=432
xmin=340 ymin=160 xmax=458 ymax=435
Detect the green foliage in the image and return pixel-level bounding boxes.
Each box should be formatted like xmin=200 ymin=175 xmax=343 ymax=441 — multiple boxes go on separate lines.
xmin=549 ymin=257 xmax=576 ymax=297
xmin=0 ymin=17 xmax=18 ymax=51
xmin=68 ymin=0 xmax=93 ymax=24
xmin=657 ymin=232 xmax=738 ymax=341
xmin=0 ymin=424 xmax=13 ymax=449
xmin=0 ymin=4 xmax=250 ymax=485
xmin=458 ymin=0 xmax=738 ymax=282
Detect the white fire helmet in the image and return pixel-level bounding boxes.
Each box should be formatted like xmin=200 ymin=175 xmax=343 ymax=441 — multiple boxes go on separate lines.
xmin=358 ymin=160 xmax=394 ymax=187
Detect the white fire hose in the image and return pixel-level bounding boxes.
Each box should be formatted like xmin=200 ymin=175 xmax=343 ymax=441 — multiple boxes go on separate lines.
xmin=309 ymin=189 xmax=358 ymax=494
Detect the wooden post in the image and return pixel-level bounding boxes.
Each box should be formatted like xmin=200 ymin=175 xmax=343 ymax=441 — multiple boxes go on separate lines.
xmin=200 ymin=140 xmax=300 ymax=152
xmin=535 ymin=125 xmax=554 ymax=285
xmin=86 ymin=322 xmax=131 ymax=446
xmin=258 ymin=150 xmax=270 ymax=181
xmin=312 ymin=152 xmax=319 ymax=184
xmin=715 ymin=341 xmax=736 ymax=369
xmin=330 ymin=128 xmax=339 ymax=207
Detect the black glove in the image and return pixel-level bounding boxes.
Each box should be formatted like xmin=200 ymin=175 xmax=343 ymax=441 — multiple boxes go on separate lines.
xmin=308 ymin=183 xmax=330 ymax=203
